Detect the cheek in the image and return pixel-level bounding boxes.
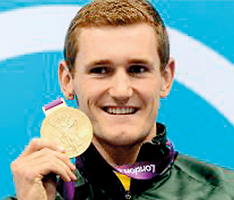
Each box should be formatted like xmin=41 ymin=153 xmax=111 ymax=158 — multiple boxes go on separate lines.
xmin=141 ymin=82 xmax=160 ymax=101
xmin=150 ymin=95 xmax=160 ymax=112
xmin=72 ymin=80 xmax=88 ymax=109
xmin=73 ymin=80 xmax=103 ymax=109
xmin=146 ymin=89 xmax=161 ymax=116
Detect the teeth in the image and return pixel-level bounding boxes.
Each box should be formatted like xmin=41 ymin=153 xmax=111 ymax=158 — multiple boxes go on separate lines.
xmin=106 ymin=107 xmax=136 ymax=115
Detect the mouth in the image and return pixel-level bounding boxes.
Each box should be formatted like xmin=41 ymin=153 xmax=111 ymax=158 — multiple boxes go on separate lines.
xmin=102 ymin=106 xmax=138 ymax=115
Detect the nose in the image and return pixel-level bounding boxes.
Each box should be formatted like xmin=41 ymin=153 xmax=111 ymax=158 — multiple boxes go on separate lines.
xmin=108 ymin=69 xmax=133 ymax=102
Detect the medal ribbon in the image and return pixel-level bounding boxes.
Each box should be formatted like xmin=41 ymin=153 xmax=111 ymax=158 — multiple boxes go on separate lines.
xmin=114 ymin=140 xmax=176 ymax=179
xmin=42 ymin=97 xmax=67 ymax=116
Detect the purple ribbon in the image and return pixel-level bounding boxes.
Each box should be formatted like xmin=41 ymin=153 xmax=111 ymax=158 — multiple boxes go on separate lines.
xmin=43 ymin=98 xmax=63 ymax=111
xmin=63 ymin=181 xmax=75 ymax=200
xmin=114 ymin=140 xmax=176 ymax=179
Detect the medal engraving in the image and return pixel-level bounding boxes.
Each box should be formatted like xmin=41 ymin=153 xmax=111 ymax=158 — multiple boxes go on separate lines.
xmin=40 ymin=107 xmax=93 ymax=158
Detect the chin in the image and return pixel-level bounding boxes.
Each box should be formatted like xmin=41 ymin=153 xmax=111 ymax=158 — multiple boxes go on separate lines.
xmin=99 ymin=130 xmax=146 ymax=147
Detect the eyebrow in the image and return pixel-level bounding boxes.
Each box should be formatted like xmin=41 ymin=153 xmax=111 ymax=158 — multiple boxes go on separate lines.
xmin=87 ymin=60 xmax=112 ymax=68
xmin=127 ymin=59 xmax=151 ymax=65
xmin=87 ymin=58 xmax=151 ymax=66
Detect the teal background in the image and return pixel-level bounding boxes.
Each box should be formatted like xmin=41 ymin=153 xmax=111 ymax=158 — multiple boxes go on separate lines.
xmin=1 ymin=0 xmax=234 ymax=197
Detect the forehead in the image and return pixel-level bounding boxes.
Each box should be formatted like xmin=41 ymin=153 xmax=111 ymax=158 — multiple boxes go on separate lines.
xmin=75 ymin=23 xmax=160 ymax=66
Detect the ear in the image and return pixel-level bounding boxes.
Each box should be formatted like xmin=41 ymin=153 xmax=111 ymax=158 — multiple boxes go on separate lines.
xmin=58 ymin=61 xmax=74 ymax=98
xmin=160 ymin=58 xmax=175 ymax=98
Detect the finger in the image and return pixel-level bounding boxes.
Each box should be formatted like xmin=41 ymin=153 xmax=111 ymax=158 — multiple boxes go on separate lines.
xmin=13 ymin=150 xmax=76 ymax=183
xmin=19 ymin=148 xmax=76 ymax=181
xmin=19 ymin=138 xmax=65 ymax=158
xmin=27 ymin=153 xmax=77 ymax=182
xmin=24 ymin=148 xmax=76 ymax=171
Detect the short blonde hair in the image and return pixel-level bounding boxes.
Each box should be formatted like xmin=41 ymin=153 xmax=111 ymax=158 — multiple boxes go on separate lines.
xmin=64 ymin=0 xmax=169 ymax=74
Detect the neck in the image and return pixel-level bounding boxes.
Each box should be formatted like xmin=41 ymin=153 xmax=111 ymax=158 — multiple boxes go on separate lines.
xmin=92 ymin=139 xmax=141 ymax=167
xmin=92 ymin=123 xmax=157 ymax=167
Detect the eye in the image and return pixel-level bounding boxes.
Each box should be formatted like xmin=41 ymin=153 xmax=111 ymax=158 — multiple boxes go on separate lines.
xmin=128 ymin=65 xmax=149 ymax=74
xmin=90 ymin=66 xmax=112 ymax=75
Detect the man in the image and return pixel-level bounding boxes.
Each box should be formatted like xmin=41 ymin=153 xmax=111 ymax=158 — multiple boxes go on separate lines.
xmin=6 ymin=0 xmax=234 ymax=199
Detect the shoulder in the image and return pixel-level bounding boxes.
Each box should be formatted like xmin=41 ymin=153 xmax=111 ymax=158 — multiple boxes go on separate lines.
xmin=173 ymin=154 xmax=234 ymax=196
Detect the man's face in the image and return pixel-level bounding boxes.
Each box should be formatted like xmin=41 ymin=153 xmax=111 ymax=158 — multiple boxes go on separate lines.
xmin=61 ymin=23 xmax=174 ymax=147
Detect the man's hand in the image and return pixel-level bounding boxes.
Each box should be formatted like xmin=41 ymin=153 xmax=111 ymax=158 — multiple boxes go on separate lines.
xmin=11 ymin=138 xmax=77 ymax=200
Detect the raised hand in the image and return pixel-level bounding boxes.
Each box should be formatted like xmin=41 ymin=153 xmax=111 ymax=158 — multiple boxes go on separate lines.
xmin=11 ymin=138 xmax=77 ymax=200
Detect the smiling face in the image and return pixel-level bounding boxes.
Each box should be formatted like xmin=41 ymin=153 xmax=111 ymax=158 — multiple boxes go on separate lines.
xmin=59 ymin=23 xmax=174 ymax=148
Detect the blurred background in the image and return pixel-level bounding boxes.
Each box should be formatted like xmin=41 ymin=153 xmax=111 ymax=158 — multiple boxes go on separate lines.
xmin=1 ymin=0 xmax=234 ymax=197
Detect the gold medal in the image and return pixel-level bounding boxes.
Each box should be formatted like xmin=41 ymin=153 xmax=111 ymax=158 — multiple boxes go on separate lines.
xmin=40 ymin=106 xmax=93 ymax=158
